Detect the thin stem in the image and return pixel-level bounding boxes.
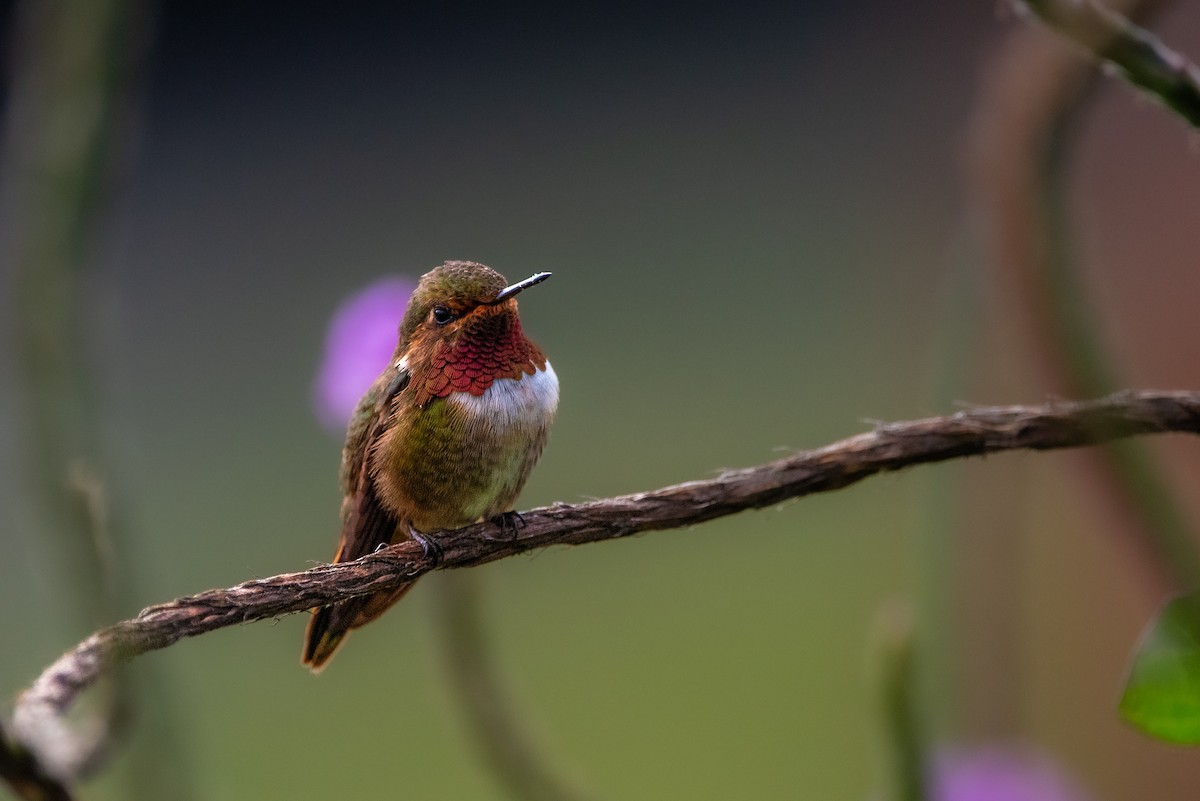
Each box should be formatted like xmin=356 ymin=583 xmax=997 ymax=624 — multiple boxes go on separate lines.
xmin=970 ymin=0 xmax=1200 ymax=594
xmin=435 ymin=573 xmax=595 ymax=801
xmin=1015 ymin=0 xmax=1200 ymax=128
xmin=1040 ymin=40 xmax=1200 ymax=586
xmin=877 ymin=604 xmax=928 ymax=801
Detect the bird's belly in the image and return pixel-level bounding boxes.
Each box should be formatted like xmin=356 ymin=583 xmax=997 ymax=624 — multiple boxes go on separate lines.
xmin=378 ymin=364 xmax=558 ymax=530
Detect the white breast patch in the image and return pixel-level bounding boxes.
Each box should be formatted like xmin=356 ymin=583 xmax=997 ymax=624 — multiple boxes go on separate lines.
xmin=448 ymin=362 xmax=559 ymax=425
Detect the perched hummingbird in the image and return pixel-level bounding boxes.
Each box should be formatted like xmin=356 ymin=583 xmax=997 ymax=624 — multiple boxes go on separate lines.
xmin=303 ymin=261 xmax=558 ymax=671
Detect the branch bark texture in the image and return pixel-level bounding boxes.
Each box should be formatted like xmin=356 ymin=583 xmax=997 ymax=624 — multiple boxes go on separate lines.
xmin=10 ymin=389 xmax=1200 ymax=786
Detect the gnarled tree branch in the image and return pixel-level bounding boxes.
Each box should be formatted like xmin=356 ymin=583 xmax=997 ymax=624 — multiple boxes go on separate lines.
xmin=8 ymin=388 xmax=1200 ymax=791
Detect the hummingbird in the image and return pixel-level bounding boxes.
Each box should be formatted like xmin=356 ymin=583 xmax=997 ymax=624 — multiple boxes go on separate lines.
xmin=302 ymin=261 xmax=558 ymax=671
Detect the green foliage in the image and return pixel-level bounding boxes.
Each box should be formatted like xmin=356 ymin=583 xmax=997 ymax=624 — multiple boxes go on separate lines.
xmin=1121 ymin=592 xmax=1200 ymax=743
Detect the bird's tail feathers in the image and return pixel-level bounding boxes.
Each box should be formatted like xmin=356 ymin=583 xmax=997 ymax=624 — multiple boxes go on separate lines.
xmin=301 ymin=582 xmax=416 ymax=672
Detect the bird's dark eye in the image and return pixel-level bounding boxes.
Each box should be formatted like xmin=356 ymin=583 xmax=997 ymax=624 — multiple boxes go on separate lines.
xmin=432 ymin=306 xmax=454 ymax=325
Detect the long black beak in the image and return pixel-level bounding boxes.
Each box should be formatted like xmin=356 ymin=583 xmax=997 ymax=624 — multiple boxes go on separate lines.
xmin=492 ymin=272 xmax=551 ymax=303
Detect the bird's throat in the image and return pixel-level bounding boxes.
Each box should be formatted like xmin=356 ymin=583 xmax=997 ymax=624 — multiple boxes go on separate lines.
xmin=415 ymin=312 xmax=546 ymax=405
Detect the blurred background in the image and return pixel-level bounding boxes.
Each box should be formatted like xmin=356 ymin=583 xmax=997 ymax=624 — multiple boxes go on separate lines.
xmin=2 ymin=1 xmax=1200 ymax=799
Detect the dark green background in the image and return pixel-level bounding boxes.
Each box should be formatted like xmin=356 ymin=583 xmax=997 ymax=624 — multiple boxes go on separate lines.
xmin=4 ymin=2 xmax=1200 ymax=799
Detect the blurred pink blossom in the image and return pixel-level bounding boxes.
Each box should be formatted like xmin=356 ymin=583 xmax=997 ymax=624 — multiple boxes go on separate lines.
xmin=312 ymin=275 xmax=416 ymax=433
xmin=932 ymin=746 xmax=1096 ymax=801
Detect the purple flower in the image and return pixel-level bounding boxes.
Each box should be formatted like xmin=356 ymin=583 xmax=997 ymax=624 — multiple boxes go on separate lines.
xmin=313 ymin=275 xmax=416 ymax=434
xmin=932 ymin=746 xmax=1095 ymax=801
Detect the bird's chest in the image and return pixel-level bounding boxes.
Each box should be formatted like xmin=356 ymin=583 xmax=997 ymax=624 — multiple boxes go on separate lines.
xmin=446 ymin=362 xmax=559 ymax=431
xmin=373 ymin=364 xmax=558 ymax=528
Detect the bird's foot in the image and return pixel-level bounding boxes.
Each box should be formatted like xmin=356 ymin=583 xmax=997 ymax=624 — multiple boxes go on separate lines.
xmin=408 ymin=529 xmax=444 ymax=568
xmin=486 ymin=510 xmax=526 ymax=541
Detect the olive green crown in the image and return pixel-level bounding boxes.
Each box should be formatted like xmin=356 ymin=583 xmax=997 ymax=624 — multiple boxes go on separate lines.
xmin=398 ymin=261 xmax=508 ymax=342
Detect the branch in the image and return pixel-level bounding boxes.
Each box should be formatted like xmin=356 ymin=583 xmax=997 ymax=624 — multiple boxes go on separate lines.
xmin=10 ymin=389 xmax=1200 ymax=786
xmin=0 ymin=720 xmax=73 ymax=801
xmin=1 ymin=0 xmax=162 ymax=797
xmin=1014 ymin=0 xmax=1200 ymax=127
